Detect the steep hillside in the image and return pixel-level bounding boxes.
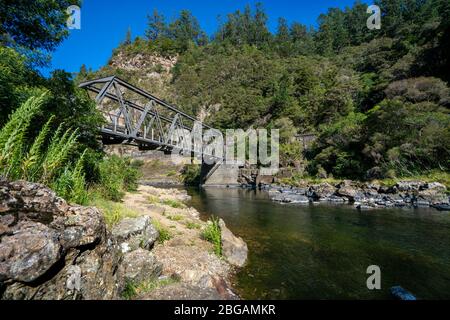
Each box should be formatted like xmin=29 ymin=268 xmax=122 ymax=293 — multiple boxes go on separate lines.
xmin=79 ymin=1 xmax=450 ymax=181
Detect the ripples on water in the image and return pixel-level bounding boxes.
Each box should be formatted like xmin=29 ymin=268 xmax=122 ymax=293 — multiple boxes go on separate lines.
xmin=187 ymin=187 xmax=450 ymax=300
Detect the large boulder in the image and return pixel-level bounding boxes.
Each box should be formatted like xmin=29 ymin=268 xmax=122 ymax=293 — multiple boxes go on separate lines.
xmin=308 ymin=183 xmax=337 ymax=201
xmin=417 ymin=182 xmax=448 ymax=205
xmin=0 ymin=180 xmax=124 ymax=300
xmin=335 ymin=180 xmax=365 ymax=202
xmin=218 ymin=219 xmax=247 ymax=267
xmin=111 ymin=216 xmax=159 ymax=253
xmin=0 ymin=221 xmax=61 ymax=283
xmin=122 ymin=248 xmax=162 ymax=283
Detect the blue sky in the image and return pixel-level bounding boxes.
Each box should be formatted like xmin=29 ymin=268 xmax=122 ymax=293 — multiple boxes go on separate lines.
xmin=42 ymin=0 xmax=361 ymax=76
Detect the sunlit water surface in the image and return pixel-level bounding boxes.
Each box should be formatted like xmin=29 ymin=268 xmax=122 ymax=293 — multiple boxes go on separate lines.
xmin=187 ymin=187 xmax=450 ymax=299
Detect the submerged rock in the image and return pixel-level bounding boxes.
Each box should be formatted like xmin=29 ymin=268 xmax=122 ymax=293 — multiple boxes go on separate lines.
xmin=219 ymin=219 xmax=248 ymax=267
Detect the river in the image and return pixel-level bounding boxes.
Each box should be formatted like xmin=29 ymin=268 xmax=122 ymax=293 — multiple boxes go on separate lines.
xmin=187 ymin=187 xmax=450 ymax=300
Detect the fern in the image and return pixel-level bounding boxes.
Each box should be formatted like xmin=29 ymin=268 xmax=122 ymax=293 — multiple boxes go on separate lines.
xmin=0 ymin=93 xmax=49 ymax=179
xmin=52 ymin=149 xmax=89 ymax=205
xmin=22 ymin=115 xmax=55 ymax=181
xmin=1 ymin=127 xmax=26 ymax=180
xmin=41 ymin=125 xmax=79 ymax=184
xmin=0 ymin=93 xmax=48 ymax=149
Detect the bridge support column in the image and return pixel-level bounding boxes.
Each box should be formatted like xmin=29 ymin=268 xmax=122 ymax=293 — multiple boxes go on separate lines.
xmin=201 ymin=162 xmax=240 ymax=186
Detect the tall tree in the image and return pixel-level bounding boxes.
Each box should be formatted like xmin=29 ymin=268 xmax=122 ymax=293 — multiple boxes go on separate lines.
xmin=123 ymin=27 xmax=132 ymax=45
xmin=145 ymin=9 xmax=167 ymax=41
xmin=252 ymin=2 xmax=271 ymax=46
xmin=276 ymin=18 xmax=291 ymax=43
xmin=0 ymin=0 xmax=78 ymax=66
xmin=168 ymin=10 xmax=205 ymax=49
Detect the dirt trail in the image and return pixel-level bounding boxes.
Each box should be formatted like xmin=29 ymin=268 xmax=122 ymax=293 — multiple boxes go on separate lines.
xmin=122 ymin=185 xmax=236 ymax=299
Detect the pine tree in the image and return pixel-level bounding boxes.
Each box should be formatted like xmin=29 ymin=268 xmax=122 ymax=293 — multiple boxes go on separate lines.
xmin=146 ymin=9 xmax=167 ymax=41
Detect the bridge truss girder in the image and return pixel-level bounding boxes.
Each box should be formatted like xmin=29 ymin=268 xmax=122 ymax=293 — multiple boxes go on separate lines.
xmin=79 ymin=76 xmax=222 ymax=162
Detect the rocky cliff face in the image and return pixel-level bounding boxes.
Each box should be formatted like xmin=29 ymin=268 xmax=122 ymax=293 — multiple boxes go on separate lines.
xmin=0 ymin=180 xmax=124 ymax=299
xmin=98 ymin=51 xmax=178 ymax=103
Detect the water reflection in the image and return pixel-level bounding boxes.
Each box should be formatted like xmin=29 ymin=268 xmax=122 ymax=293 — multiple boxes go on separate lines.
xmin=187 ymin=187 xmax=450 ymax=300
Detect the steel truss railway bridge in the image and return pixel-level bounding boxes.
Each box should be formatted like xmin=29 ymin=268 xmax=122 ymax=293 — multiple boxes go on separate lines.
xmin=79 ymin=76 xmax=223 ymax=163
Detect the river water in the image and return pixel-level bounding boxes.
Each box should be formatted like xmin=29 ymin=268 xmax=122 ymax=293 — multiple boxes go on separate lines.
xmin=187 ymin=187 xmax=450 ymax=300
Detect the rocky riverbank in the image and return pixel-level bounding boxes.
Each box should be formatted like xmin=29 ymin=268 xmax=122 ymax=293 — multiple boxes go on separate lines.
xmin=262 ymin=180 xmax=450 ymax=211
xmin=0 ymin=180 xmax=247 ymax=300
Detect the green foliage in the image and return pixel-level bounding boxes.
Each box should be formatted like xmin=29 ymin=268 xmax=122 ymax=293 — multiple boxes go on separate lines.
xmin=186 ymin=221 xmax=201 ymax=230
xmin=97 ymin=155 xmax=141 ymax=201
xmin=0 ymin=93 xmax=91 ymax=204
xmin=0 ymin=47 xmax=39 ymax=126
xmin=0 ymin=0 xmax=80 ymax=66
xmin=122 ymin=276 xmax=179 ymax=299
xmin=153 ymin=220 xmax=173 ymax=244
xmin=143 ymin=9 xmax=207 ymax=54
xmin=41 ymin=125 xmax=79 ymax=184
xmin=215 ymin=3 xmax=271 ymax=47
xmin=181 ymin=164 xmax=201 ymax=185
xmin=89 ymin=195 xmax=139 ymax=228
xmin=162 ymin=199 xmax=186 ymax=209
xmin=22 ymin=115 xmax=54 ymax=181
xmin=0 ymin=94 xmax=45 ymax=179
xmin=52 ymin=150 xmax=89 ymax=205
xmin=201 ymin=216 xmax=222 ymax=257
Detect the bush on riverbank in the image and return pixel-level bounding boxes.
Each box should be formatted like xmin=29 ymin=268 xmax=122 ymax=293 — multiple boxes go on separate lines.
xmin=201 ymin=216 xmax=222 ymax=256
xmin=181 ymin=164 xmax=201 ymax=186
xmin=97 ymin=155 xmax=142 ymax=201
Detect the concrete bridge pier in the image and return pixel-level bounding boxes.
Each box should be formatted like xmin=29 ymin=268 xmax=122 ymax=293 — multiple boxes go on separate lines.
xmin=201 ymin=162 xmax=240 ymax=186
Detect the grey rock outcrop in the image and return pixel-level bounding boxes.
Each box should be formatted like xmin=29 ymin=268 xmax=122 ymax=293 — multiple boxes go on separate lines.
xmin=122 ymin=248 xmax=162 ymax=283
xmin=111 ymin=216 xmax=158 ymax=253
xmin=0 ymin=180 xmax=124 ymax=300
xmin=265 ymin=180 xmax=449 ymax=210
xmin=218 ymin=219 xmax=248 ymax=267
xmin=271 ymin=193 xmax=309 ymax=204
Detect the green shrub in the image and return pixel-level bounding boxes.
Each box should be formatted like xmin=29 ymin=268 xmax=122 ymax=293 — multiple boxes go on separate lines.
xmin=89 ymin=194 xmax=139 ymax=228
xmin=40 ymin=125 xmax=79 ymax=184
xmin=201 ymin=216 xmax=222 ymax=256
xmin=122 ymin=280 xmax=138 ymax=300
xmin=161 ymin=198 xmax=186 ymax=209
xmin=52 ymin=150 xmax=89 ymax=205
xmin=181 ymin=164 xmax=201 ymax=185
xmin=0 ymin=93 xmax=48 ymax=180
xmin=97 ymin=155 xmax=141 ymax=201
xmin=153 ymin=220 xmax=172 ymax=243
xmin=167 ymin=214 xmax=183 ymax=221
xmin=166 ymin=169 xmax=177 ymax=177
xmin=186 ymin=221 xmax=201 ymax=229
xmin=122 ymin=276 xmax=179 ymax=299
